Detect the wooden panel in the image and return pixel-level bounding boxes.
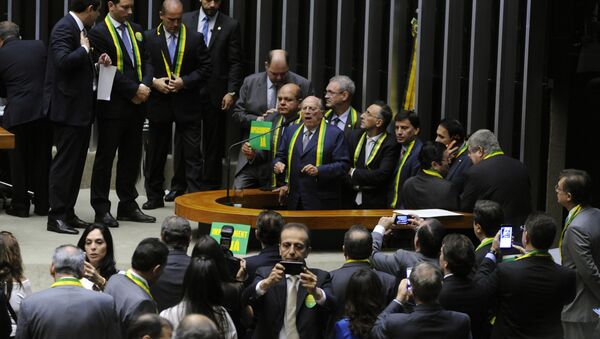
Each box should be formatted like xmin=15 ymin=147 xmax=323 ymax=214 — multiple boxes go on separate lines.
xmin=0 ymin=127 xmax=15 ymax=149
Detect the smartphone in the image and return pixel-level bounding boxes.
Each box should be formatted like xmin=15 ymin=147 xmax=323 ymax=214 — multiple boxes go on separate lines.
xmin=395 ymin=215 xmax=408 ymax=225
xmin=593 ymin=307 xmax=600 ymax=316
xmin=406 ymin=267 xmax=413 ymax=290
xmin=499 ymin=225 xmax=513 ymax=249
xmin=280 ymin=261 xmax=304 ymax=275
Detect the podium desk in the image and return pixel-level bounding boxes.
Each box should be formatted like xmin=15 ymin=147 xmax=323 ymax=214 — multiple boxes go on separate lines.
xmin=175 ymin=189 xmax=473 ymax=230
xmin=0 ymin=127 xmax=14 ymax=149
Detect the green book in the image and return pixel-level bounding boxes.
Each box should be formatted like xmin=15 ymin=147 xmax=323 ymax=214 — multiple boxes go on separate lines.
xmin=249 ymin=120 xmax=273 ymax=151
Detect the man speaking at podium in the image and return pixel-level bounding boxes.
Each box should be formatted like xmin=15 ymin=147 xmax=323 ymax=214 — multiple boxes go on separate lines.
xmin=273 ymin=96 xmax=350 ymax=210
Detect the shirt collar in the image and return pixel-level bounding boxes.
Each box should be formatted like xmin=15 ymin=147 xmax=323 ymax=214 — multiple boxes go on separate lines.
xmin=267 ymin=76 xmax=275 ymax=89
xmin=443 ymin=273 xmax=454 ymax=279
xmin=367 ymin=132 xmax=383 ymax=143
xmin=127 ymin=269 xmax=149 ymax=286
xmin=335 ymin=108 xmax=350 ymax=124
xmin=163 ymin=26 xmax=177 ymax=41
xmin=69 ymin=11 xmax=85 ymax=32
xmin=107 ymin=13 xmax=124 ymax=30
xmin=199 ymin=8 xmax=219 ymax=24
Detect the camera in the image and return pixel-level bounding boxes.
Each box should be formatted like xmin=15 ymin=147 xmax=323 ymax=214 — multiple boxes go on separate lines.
xmin=219 ymin=225 xmax=240 ymax=277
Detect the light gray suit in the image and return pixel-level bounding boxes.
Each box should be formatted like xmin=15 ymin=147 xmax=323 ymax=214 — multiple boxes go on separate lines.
xmin=232 ymin=71 xmax=313 ymax=187
xmin=371 ymin=230 xmax=439 ymax=278
xmin=561 ymin=206 xmax=600 ymax=338
xmin=104 ymin=273 xmax=157 ymax=338
xmin=15 ymin=285 xmax=121 ymax=339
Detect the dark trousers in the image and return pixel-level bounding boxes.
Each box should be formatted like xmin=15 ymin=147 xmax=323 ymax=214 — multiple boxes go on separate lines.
xmin=90 ymin=117 xmax=143 ymax=215
xmin=8 ymin=119 xmax=52 ymax=212
xmin=48 ymin=123 xmax=90 ymax=221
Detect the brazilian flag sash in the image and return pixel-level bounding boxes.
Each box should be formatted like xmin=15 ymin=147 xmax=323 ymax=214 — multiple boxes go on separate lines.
xmin=390 ymin=139 xmax=416 ymax=208
xmin=353 ymin=132 xmax=387 ymax=168
xmin=157 ymin=23 xmax=187 ymax=78
xmin=324 ymin=107 xmax=358 ymax=128
xmin=105 ymin=16 xmax=142 ymax=81
xmin=285 ymin=119 xmax=327 ymax=185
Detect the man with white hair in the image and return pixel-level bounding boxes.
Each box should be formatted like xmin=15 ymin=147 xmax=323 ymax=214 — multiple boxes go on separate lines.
xmin=324 ymin=75 xmax=360 ymax=136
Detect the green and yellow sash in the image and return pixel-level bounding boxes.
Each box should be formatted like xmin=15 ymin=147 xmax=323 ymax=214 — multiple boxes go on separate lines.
xmin=353 ymin=132 xmax=387 ymax=168
xmin=105 ymin=16 xmax=142 ymax=81
xmin=455 ymin=142 xmax=468 ymax=159
xmin=559 ymin=204 xmax=582 ymax=259
xmin=475 ymin=237 xmax=494 ymax=252
xmin=51 ymin=277 xmax=83 ymax=288
xmin=390 ymin=139 xmax=416 ymax=207
xmin=483 ymin=150 xmax=504 ymax=160
xmin=285 ymin=119 xmax=327 ymax=184
xmin=422 ymin=169 xmax=443 ymax=179
xmin=324 ymin=107 xmax=358 ymax=129
xmin=515 ymin=249 xmax=552 ymax=261
xmin=126 ymin=269 xmax=153 ymax=299
xmin=157 ymin=23 xmax=186 ymax=78
xmin=271 ymin=115 xmax=300 ymax=186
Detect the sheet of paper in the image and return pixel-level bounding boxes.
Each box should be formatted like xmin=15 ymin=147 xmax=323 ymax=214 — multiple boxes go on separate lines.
xmin=97 ymin=65 xmax=117 ymax=101
xmin=393 ymin=209 xmax=463 ymax=218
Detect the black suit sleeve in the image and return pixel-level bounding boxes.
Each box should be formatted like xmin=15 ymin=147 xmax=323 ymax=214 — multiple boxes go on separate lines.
xmin=181 ymin=36 xmax=212 ymax=90
xmin=49 ymin=23 xmax=89 ymax=72
xmin=371 ymin=300 xmax=405 ymax=339
xmin=351 ymin=138 xmax=400 ymax=187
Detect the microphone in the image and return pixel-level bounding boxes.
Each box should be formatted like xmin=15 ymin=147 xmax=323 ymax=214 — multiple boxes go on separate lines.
xmin=225 ymin=116 xmax=291 ymax=205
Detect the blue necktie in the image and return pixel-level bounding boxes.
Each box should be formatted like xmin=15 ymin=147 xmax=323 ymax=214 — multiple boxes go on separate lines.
xmin=202 ymin=16 xmax=210 ymax=46
xmin=168 ymin=34 xmax=177 ymax=63
xmin=119 ymin=25 xmax=134 ymax=64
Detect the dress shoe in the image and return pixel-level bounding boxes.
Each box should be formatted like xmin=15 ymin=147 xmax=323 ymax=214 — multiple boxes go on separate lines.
xmin=95 ymin=212 xmax=119 ymax=228
xmin=142 ymin=200 xmax=164 ymax=210
xmin=47 ymin=219 xmax=79 ymax=235
xmin=67 ymin=215 xmax=92 ymax=229
xmin=5 ymin=206 xmax=29 ymax=218
xmin=117 ymin=208 xmax=156 ymax=223
xmin=164 ymin=190 xmax=184 ymax=202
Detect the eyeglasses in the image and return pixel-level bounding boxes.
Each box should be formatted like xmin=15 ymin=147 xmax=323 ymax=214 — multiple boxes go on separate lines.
xmin=324 ymin=90 xmax=343 ymax=96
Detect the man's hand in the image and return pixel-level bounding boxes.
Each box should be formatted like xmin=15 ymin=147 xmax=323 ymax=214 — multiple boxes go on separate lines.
xmin=132 ymin=84 xmax=151 ymax=104
xmin=378 ymin=216 xmax=395 ymax=231
xmin=98 ymin=53 xmax=112 ymax=66
xmin=395 ymin=278 xmax=412 ymax=304
xmin=405 ymin=215 xmax=424 ymax=231
xmin=153 ymin=77 xmax=171 ymax=94
xmin=221 ymin=93 xmax=235 ymax=110
xmin=80 ymin=31 xmax=90 ymax=51
xmin=274 ymin=161 xmax=286 ymax=174
xmin=301 ymin=164 xmax=318 ymax=176
xmin=260 ymin=263 xmax=285 ymax=292
xmin=300 ymin=267 xmax=323 ymax=300
xmin=274 ymin=185 xmax=288 ymax=205
xmin=235 ymin=258 xmax=247 ymax=282
xmin=241 ymin=142 xmax=256 ymax=160
xmin=169 ymin=76 xmax=184 ymax=92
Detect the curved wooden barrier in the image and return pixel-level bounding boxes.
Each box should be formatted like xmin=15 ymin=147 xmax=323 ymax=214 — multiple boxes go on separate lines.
xmin=175 ymin=189 xmax=473 ymax=230
xmin=0 ymin=127 xmax=15 ymax=149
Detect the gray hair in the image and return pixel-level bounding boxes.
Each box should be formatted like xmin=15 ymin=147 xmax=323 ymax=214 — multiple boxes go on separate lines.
xmin=161 ymin=216 xmax=192 ymax=251
xmin=410 ymin=262 xmax=443 ymax=303
xmin=0 ymin=21 xmax=19 ymax=40
xmin=301 ymin=96 xmax=324 ymax=111
xmin=175 ymin=314 xmax=219 ymax=339
xmin=329 ymin=75 xmax=355 ymax=97
xmin=467 ymin=129 xmax=502 ymax=155
xmin=52 ymin=245 xmax=85 ymax=278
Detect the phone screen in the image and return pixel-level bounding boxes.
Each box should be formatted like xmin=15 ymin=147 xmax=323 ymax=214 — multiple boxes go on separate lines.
xmin=499 ymin=225 xmax=512 ymax=249
xmin=406 ymin=267 xmax=413 ymax=290
xmin=395 ymin=215 xmax=408 ymax=225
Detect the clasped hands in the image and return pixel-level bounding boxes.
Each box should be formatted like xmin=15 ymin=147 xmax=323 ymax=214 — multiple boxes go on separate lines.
xmin=152 ymin=76 xmax=184 ymax=95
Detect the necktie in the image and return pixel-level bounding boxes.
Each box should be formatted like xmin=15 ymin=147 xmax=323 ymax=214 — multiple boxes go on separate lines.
xmin=202 ymin=16 xmax=210 ymax=46
xmin=332 ymin=117 xmax=341 ymax=129
xmin=119 ymin=25 xmax=134 ymax=64
xmin=365 ymin=138 xmax=375 ymax=165
xmin=285 ymin=276 xmax=300 ymax=339
xmin=268 ymin=84 xmax=277 ymax=109
xmin=302 ymin=130 xmax=312 ymax=150
xmin=168 ymin=34 xmax=177 ymax=63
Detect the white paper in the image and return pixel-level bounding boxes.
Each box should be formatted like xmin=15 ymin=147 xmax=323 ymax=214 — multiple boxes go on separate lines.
xmin=97 ymin=65 xmax=117 ymax=101
xmin=393 ymin=208 xmax=463 ymax=218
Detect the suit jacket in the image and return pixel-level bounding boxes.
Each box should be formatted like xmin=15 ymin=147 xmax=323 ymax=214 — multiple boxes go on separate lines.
xmin=329 ymin=261 xmax=398 ymax=321
xmin=247 ymin=265 xmax=336 ymax=339
xmin=561 ymin=206 xmax=600 ymax=323
xmin=274 ymin=122 xmax=350 ymax=210
xmin=43 ymin=14 xmax=95 ymax=127
xmin=323 ymin=107 xmax=361 ymax=140
xmin=460 ymin=155 xmax=532 ymax=227
xmin=402 ymin=171 xmax=460 ymax=210
xmin=478 ymin=255 xmax=576 ymax=339
xmin=150 ymin=249 xmax=191 ymax=312
xmin=88 ymin=17 xmax=153 ymax=120
xmin=144 ymin=26 xmax=211 ymax=123
xmin=447 ymin=147 xmax=472 ymax=193
xmin=15 ymin=285 xmax=120 ymax=339
xmin=104 ymin=273 xmax=157 ymax=338
xmin=244 ymin=245 xmax=281 ymax=286
xmin=0 ymin=38 xmax=46 ymax=129
xmin=371 ymin=230 xmax=439 ymax=278
xmin=371 ymin=301 xmax=472 ymax=339
xmin=182 ymin=10 xmax=243 ymax=107
xmin=390 ymin=138 xmax=423 ymax=208
xmin=439 ymin=274 xmax=491 ymax=339
xmin=345 ymin=130 xmax=400 ymax=209
xmin=233 ymin=71 xmax=314 ymax=130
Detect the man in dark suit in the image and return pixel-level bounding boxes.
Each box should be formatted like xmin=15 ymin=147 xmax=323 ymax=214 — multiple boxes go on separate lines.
xmin=44 ymin=0 xmax=111 ymax=234
xmin=460 ymin=129 xmax=532 ymax=231
xmin=556 ymin=169 xmax=600 ymax=338
xmin=389 ymin=110 xmax=423 ymax=208
xmin=345 ymin=101 xmax=399 ymax=209
xmin=402 ymin=141 xmax=459 ymax=210
xmin=142 ymin=0 xmax=211 ymax=209
xmin=478 ymin=213 xmax=576 ymax=339
xmin=330 ymin=225 xmax=397 ymax=322
xmin=472 ymin=200 xmax=504 ymax=266
xmin=88 ymin=0 xmax=155 ymax=228
xmin=273 ymin=96 xmax=350 ymax=210
xmin=244 ymin=210 xmax=284 ymax=286
xmin=435 ymin=118 xmax=472 ymax=193
xmin=105 ymin=237 xmax=169 ymax=338
xmin=150 ymin=216 xmax=192 ymax=312
xmin=15 ymin=245 xmax=121 ymax=338
xmin=235 ymin=83 xmax=302 ymax=189
xmin=0 ymin=22 xmax=51 ymax=218
xmin=371 ymin=262 xmax=472 ymax=339
xmin=439 ymin=234 xmax=491 ymax=339
xmin=246 ymin=223 xmax=336 ymax=339
xmin=176 ymin=0 xmax=243 ymax=193
xmin=323 ymin=75 xmax=360 ymax=138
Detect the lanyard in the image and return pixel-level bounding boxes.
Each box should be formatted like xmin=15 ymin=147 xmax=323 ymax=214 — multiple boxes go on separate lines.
xmin=157 ymin=23 xmax=186 ymax=78
xmin=105 ymin=16 xmax=143 ymax=81
xmin=515 ymin=250 xmax=551 ymax=261
xmin=51 ymin=277 xmax=83 ymax=288
xmin=345 ymin=259 xmax=370 ymax=264
xmin=285 ymin=120 xmax=327 ymax=184
xmin=483 ymin=150 xmax=504 ymax=160
xmin=125 ymin=269 xmax=153 ymax=299
xmin=422 ymin=169 xmax=443 ymax=179
xmin=353 ymin=132 xmax=387 ymax=168
xmin=475 ymin=237 xmax=494 ymax=252
xmin=390 ymin=139 xmax=416 ymax=207
xmin=559 ymin=204 xmax=582 ymax=259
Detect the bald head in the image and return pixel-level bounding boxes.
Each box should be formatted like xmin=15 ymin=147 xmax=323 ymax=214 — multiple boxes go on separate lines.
xmin=301 ymin=96 xmax=324 ymax=129
xmin=160 ymin=0 xmax=183 ymax=34
xmin=277 ymin=83 xmax=302 ymax=117
xmin=265 ymin=49 xmax=290 ymax=86
xmin=175 ymin=314 xmax=218 ymax=339
xmin=343 ymin=225 xmax=373 ymax=260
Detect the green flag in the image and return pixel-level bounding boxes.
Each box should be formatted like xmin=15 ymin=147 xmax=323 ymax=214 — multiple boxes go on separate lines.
xmin=249 ymin=120 xmax=273 ymax=150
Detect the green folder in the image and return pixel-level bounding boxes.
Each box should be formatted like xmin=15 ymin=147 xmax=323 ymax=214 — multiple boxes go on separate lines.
xmin=249 ymin=120 xmax=273 ymax=151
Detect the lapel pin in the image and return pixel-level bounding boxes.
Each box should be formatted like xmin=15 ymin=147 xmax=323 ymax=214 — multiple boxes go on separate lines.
xmin=217 ymin=26 xmax=222 ymax=31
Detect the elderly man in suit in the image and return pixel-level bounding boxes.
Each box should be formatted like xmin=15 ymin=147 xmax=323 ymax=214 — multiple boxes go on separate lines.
xmin=556 ymin=169 xmax=600 ymax=338
xmin=15 ymin=245 xmax=120 ymax=338
xmin=435 ymin=118 xmax=472 ymax=193
xmin=371 ymin=262 xmax=472 ymax=339
xmin=273 ymin=96 xmax=350 ymax=210
xmin=105 ymin=237 xmax=169 ymax=338
xmin=246 ymin=222 xmax=336 ymax=339
xmin=323 ymin=75 xmax=360 ymax=137
xmin=0 ymin=21 xmax=51 ymax=218
xmin=44 ymin=0 xmax=111 ymax=234
xmin=142 ymin=0 xmax=211 ymax=210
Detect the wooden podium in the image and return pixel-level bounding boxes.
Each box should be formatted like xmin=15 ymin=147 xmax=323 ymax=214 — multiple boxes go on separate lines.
xmin=0 ymin=127 xmax=15 ymax=149
xmin=175 ymin=189 xmax=473 ymax=230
